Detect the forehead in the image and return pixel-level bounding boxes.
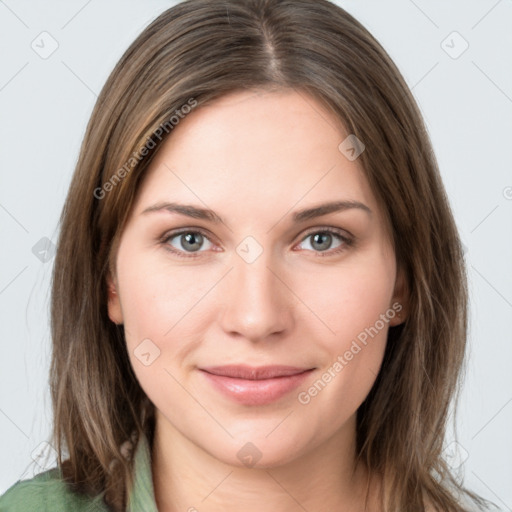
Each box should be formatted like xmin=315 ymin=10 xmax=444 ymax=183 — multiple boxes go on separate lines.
xmin=163 ymin=89 xmax=350 ymax=166
xmin=132 ymin=89 xmax=379 ymax=224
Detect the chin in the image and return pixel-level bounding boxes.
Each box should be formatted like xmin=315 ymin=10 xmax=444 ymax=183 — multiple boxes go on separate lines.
xmin=203 ymin=431 xmax=312 ymax=470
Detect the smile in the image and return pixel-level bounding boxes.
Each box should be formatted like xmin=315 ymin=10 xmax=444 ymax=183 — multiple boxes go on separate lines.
xmin=199 ymin=365 xmax=315 ymax=406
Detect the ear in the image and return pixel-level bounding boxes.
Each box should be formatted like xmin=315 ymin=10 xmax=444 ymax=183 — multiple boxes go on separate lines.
xmin=106 ymin=271 xmax=124 ymax=325
xmin=389 ymin=267 xmax=409 ymax=327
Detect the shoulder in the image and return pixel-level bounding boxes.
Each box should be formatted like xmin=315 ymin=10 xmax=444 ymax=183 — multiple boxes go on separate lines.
xmin=0 ymin=468 xmax=108 ymax=512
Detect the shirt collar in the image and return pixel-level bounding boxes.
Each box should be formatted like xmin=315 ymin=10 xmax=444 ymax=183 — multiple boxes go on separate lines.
xmin=127 ymin=433 xmax=159 ymax=512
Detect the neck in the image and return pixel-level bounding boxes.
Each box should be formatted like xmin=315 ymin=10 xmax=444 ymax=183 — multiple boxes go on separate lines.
xmin=151 ymin=413 xmax=381 ymax=512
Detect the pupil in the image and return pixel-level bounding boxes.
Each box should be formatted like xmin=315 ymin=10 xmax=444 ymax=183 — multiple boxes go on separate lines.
xmin=182 ymin=232 xmax=202 ymax=251
xmin=312 ymin=233 xmax=331 ymax=251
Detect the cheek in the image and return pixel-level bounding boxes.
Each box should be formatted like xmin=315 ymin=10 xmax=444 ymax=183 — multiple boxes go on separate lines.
xmin=291 ymin=254 xmax=395 ymax=410
xmin=116 ymin=249 xmax=228 ymax=391
xmin=295 ymin=255 xmax=396 ymax=347
xmin=117 ymin=249 xmax=219 ymax=340
xmin=116 ymin=254 xmax=214 ymax=408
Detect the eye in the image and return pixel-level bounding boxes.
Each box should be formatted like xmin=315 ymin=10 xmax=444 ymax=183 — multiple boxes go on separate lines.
xmin=296 ymin=228 xmax=353 ymax=255
xmin=162 ymin=230 xmax=215 ymax=257
xmin=160 ymin=227 xmax=353 ymax=259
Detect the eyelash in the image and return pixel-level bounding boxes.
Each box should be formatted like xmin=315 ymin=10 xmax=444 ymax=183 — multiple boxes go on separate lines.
xmin=159 ymin=227 xmax=354 ymax=259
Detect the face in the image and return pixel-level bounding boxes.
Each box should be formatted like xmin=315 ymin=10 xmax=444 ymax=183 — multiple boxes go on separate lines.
xmin=107 ymin=89 xmax=406 ymax=468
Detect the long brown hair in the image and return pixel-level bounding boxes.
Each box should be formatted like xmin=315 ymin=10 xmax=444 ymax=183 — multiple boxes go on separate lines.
xmin=50 ymin=0 xmax=495 ymax=510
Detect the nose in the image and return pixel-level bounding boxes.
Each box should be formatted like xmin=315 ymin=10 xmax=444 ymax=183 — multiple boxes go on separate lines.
xmin=218 ymin=252 xmax=293 ymax=342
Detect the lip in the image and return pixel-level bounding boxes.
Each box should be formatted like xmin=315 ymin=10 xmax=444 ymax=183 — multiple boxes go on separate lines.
xmin=199 ymin=365 xmax=314 ymax=405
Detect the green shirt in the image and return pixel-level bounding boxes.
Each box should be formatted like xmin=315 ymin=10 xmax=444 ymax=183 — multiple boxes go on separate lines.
xmin=0 ymin=435 xmax=158 ymax=511
xmin=2 ymin=440 xmax=497 ymax=512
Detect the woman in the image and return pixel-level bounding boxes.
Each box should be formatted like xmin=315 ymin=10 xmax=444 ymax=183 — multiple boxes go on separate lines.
xmin=0 ymin=0 xmax=497 ymax=510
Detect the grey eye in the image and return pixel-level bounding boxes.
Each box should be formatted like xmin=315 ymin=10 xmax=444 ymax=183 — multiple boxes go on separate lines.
xmin=299 ymin=232 xmax=344 ymax=252
xmin=168 ymin=232 xmax=213 ymax=253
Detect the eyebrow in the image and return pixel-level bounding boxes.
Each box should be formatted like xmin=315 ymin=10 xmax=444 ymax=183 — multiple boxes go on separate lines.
xmin=292 ymin=200 xmax=371 ymax=222
xmin=141 ymin=200 xmax=371 ymax=225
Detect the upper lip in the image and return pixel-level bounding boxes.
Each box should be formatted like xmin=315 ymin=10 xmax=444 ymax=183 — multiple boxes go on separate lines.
xmin=200 ymin=365 xmax=313 ymax=380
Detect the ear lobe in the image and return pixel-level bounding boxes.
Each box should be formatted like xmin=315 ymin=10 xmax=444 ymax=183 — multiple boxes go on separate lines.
xmin=389 ymin=268 xmax=408 ymax=326
xmin=106 ymin=272 xmax=123 ymax=325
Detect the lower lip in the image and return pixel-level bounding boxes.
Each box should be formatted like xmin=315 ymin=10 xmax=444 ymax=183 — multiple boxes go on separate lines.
xmin=200 ymin=369 xmax=313 ymax=406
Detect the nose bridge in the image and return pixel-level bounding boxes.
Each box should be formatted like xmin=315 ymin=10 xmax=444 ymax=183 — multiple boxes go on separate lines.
xmin=219 ymin=246 xmax=291 ymax=341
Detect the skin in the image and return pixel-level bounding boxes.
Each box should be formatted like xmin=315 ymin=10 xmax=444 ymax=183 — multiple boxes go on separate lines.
xmin=107 ymin=88 xmax=408 ymax=511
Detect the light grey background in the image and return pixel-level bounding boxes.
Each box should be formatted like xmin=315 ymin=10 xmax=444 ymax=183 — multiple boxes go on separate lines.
xmin=1 ymin=0 xmax=511 ymax=508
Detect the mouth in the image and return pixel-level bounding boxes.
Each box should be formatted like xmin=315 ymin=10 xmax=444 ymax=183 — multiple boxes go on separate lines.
xmin=199 ymin=365 xmax=315 ymax=406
